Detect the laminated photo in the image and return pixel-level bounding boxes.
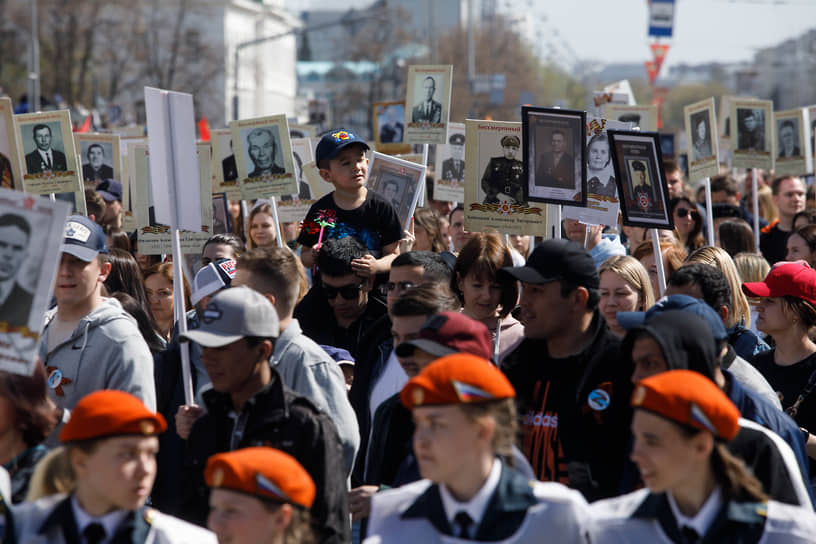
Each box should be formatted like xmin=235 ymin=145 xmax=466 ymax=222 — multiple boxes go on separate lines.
xmin=368 ymin=152 xmax=426 ymax=230
xmin=74 ymin=133 xmax=121 ymax=188
xmin=773 ymin=108 xmax=812 ymax=176
xmin=404 ymin=65 xmax=453 ymax=145
xmin=230 ymin=114 xmax=297 ymax=199
xmin=731 ymin=99 xmax=773 ymax=169
xmin=683 ymin=97 xmax=719 ymax=182
xmin=433 ymin=122 xmax=465 ymax=203
xmin=15 ymin=110 xmax=80 ymax=195
xmin=373 ymin=101 xmax=410 ymax=155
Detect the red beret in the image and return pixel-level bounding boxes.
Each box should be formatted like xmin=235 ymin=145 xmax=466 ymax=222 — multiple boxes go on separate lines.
xmin=59 ymin=390 xmax=167 ymax=443
xmin=205 ymin=447 xmax=316 ymax=509
xmin=401 ymin=353 xmax=515 ymax=409
xmin=631 ymin=369 xmax=740 ymax=440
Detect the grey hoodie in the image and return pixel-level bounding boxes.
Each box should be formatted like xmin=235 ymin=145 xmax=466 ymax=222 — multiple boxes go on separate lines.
xmin=40 ymin=297 xmax=156 ymax=415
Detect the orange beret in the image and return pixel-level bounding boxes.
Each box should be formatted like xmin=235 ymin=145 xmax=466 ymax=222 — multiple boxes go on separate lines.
xmin=401 ymin=353 xmax=515 ymax=409
xmin=631 ymin=369 xmax=740 ymax=440
xmin=59 ymin=390 xmax=167 ymax=443
xmin=205 ymin=447 xmax=316 ymax=509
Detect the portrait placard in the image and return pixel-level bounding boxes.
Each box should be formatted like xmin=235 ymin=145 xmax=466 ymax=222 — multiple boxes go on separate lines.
xmin=433 ymin=122 xmax=465 ymax=203
xmin=302 ymin=160 xmax=333 ymax=201
xmin=394 ymin=153 xmax=423 ymax=165
xmin=773 ymin=108 xmax=811 ymax=176
xmin=563 ymin=118 xmax=628 ymax=227
xmin=731 ymin=99 xmax=773 ymax=169
xmin=74 ymin=133 xmax=121 ymax=188
xmin=464 ymin=119 xmax=547 ymax=236
xmin=373 ymin=101 xmax=410 ymax=155
xmin=522 ymin=106 xmax=586 ymax=206
xmin=15 ymin=110 xmax=79 ymax=195
xmin=659 ymin=132 xmax=676 ymax=158
xmin=808 ymin=105 xmax=816 ymax=172
xmin=608 ymin=130 xmax=673 ymax=229
xmin=230 ymin=114 xmax=296 ymax=199
xmin=404 ymin=65 xmax=453 ymax=145
xmin=0 ymin=188 xmax=70 ymax=376
xmin=211 ymin=193 xmax=230 ymax=235
xmin=683 ymin=97 xmax=719 ymax=182
xmin=211 ymin=128 xmax=240 ymax=200
xmin=122 ymin=139 xmax=146 ymax=230
xmin=289 ymin=124 xmax=315 ymax=140
xmin=0 ymin=98 xmax=23 ymax=191
xmin=276 ymin=138 xmax=316 ymax=223
xmin=368 ymin=152 xmax=426 ymax=230
xmin=605 ymin=105 xmax=658 ymax=132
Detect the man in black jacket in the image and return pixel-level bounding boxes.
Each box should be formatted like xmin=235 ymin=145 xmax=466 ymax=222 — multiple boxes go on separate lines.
xmin=179 ymin=286 xmax=349 ymax=544
xmin=499 ymin=239 xmax=632 ymax=501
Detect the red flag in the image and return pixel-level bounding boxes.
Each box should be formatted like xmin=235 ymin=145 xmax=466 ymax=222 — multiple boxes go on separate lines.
xmin=650 ymin=43 xmax=670 ymax=70
xmin=197 ymin=116 xmax=211 ymax=142
xmin=645 ymin=61 xmax=659 ymax=86
xmin=75 ymin=115 xmax=91 ymax=133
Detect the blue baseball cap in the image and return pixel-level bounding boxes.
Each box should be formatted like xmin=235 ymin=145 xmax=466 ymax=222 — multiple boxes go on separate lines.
xmin=617 ymin=294 xmax=728 ymax=341
xmin=96 ymin=179 xmax=122 ymax=202
xmin=315 ymin=129 xmax=370 ymax=166
xmin=60 ymin=215 xmax=108 ymax=262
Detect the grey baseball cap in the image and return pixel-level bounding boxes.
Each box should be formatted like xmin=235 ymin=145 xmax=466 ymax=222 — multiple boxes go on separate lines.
xmin=180 ymin=286 xmax=279 ymax=348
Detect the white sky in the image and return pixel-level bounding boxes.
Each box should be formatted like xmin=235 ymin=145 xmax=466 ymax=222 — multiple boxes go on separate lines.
xmin=286 ymin=0 xmax=816 ymax=68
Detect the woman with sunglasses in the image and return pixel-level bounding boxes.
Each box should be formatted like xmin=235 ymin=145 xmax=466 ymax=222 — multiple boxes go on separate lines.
xmin=590 ymin=369 xmax=816 ymax=542
xmin=670 ymin=196 xmax=704 ymax=253
xmin=451 ymin=233 xmax=523 ymax=364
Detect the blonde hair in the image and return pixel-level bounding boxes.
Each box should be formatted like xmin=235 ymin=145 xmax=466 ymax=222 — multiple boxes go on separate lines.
xmin=459 ymin=398 xmax=517 ymax=461
xmin=757 ymin=186 xmax=779 ymax=224
xmin=686 ymin=246 xmax=751 ymax=328
xmin=25 ymin=447 xmax=76 ymax=501
xmin=733 ymin=252 xmax=770 ymax=285
xmin=632 ymin=239 xmax=688 ymax=277
xmin=599 ymin=255 xmax=656 ymax=311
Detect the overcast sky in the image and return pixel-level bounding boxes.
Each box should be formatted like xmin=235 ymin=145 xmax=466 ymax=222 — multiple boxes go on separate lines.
xmin=285 ymin=0 xmax=816 ymax=68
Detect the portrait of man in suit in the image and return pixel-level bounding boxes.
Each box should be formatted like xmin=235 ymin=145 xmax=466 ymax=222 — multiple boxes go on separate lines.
xmin=246 ymin=127 xmax=284 ymax=178
xmin=0 ymin=213 xmax=34 ymax=329
xmin=221 ymin=137 xmax=238 ymax=182
xmin=778 ymin=119 xmax=801 ymax=159
xmin=82 ymin=143 xmax=114 ymax=183
xmin=411 ymin=76 xmax=442 ymax=124
xmin=535 ymin=129 xmax=575 ymax=189
xmin=441 ymin=133 xmax=465 ymax=183
xmin=25 ymin=123 xmax=68 ymax=174
xmin=280 ymin=151 xmax=312 ymax=203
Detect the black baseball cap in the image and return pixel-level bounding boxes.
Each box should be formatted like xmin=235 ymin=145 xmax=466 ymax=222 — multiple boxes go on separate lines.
xmin=500 ymin=239 xmax=599 ymax=288
xmin=315 ymin=129 xmax=370 ymax=166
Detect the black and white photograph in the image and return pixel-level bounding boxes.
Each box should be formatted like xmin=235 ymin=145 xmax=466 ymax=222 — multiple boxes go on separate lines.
xmin=0 ymin=98 xmax=22 ymax=191
xmin=277 ymin=137 xmax=316 ymax=223
xmin=211 ymin=193 xmax=230 ymax=235
xmin=289 ymin=124 xmax=315 ymax=140
xmin=230 ymin=114 xmax=296 ymax=200
xmin=367 ymin=151 xmax=426 ymax=230
xmin=74 ymin=133 xmax=120 ymax=187
xmin=211 ymin=128 xmax=240 ymax=200
xmin=403 ymin=65 xmax=453 ymax=145
xmin=608 ymin=130 xmax=673 ymax=229
xmin=683 ymin=97 xmax=719 ymax=181
xmin=605 ymin=104 xmax=658 ymax=131
xmin=372 ymin=101 xmax=410 ymax=155
xmin=15 ymin=109 xmax=79 ymax=195
xmin=0 ymin=187 xmax=70 ymax=376
xmin=432 ymin=122 xmax=466 ymax=203
xmin=732 ymin=99 xmax=773 ymax=169
xmin=522 ymin=106 xmax=586 ymax=206
xmin=773 ymin=108 xmax=811 ymax=177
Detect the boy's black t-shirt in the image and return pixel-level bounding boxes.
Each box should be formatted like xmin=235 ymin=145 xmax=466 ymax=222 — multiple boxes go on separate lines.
xmin=297 ymin=191 xmax=403 ymax=258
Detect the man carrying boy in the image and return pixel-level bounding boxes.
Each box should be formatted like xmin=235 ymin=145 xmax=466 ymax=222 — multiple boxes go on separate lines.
xmin=13 ymin=390 xmax=216 ymax=542
xmin=298 ymin=129 xmax=403 ymax=278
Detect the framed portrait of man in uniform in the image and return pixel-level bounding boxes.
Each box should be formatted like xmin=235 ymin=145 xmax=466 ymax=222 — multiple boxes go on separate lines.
xmin=608 ymin=130 xmax=673 ymax=230
xmin=683 ymin=97 xmax=719 ymax=182
xmin=731 ymin=99 xmax=773 ymax=169
xmin=368 ymin=152 xmax=426 ymax=231
xmin=433 ymin=122 xmax=466 ymax=203
xmin=522 ymin=106 xmax=586 ymax=207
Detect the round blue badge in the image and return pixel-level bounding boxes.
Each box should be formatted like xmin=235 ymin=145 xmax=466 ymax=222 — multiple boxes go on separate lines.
xmin=588 ymin=389 xmax=610 ymax=411
xmin=48 ymin=369 xmax=63 ymax=389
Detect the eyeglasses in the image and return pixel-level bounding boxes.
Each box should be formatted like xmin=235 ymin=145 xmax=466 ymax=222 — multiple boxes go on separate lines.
xmin=674 ymin=207 xmax=699 ymax=219
xmin=380 ymin=281 xmax=415 ymax=296
xmin=322 ymin=282 xmax=364 ymax=300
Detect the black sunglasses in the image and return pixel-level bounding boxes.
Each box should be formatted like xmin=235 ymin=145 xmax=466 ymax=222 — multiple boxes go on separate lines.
xmin=675 ymin=207 xmax=699 ymax=219
xmin=322 ymin=282 xmax=364 ymax=300
xmin=380 ymin=280 xmax=415 ymax=296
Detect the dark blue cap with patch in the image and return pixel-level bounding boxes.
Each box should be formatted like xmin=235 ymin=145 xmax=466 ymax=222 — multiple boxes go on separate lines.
xmin=316 ymin=129 xmax=370 ymax=165
xmin=60 ymin=215 xmax=108 ymax=262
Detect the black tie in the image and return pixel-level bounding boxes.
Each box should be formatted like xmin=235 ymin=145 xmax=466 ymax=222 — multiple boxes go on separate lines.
xmin=453 ymin=511 xmax=473 ymax=539
xmin=83 ymin=522 xmax=106 ymax=544
xmin=46 ymin=153 xmax=52 ymax=170
xmin=681 ymin=525 xmax=700 ymax=544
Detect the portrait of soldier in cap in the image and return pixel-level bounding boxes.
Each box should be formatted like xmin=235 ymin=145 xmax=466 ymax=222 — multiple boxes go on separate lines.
xmin=481 ymin=134 xmax=525 ymax=206
xmin=440 ymin=132 xmax=465 ymax=184
xmin=629 ymin=160 xmax=656 ymax=211
xmin=535 ymin=129 xmax=575 ymax=189
xmin=737 ymin=108 xmax=765 ymax=152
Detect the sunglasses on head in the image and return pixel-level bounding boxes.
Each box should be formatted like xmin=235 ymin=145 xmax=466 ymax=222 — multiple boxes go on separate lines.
xmin=380 ymin=280 xmax=415 ymax=296
xmin=322 ymin=282 xmax=364 ymax=300
xmin=675 ymin=207 xmax=699 ymax=219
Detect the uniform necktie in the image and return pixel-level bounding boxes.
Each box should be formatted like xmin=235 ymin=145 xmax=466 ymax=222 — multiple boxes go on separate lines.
xmin=46 ymin=152 xmax=52 ymax=170
xmin=681 ymin=525 xmax=700 ymax=544
xmin=83 ymin=522 xmax=106 ymax=544
xmin=453 ymin=511 xmax=473 ymax=539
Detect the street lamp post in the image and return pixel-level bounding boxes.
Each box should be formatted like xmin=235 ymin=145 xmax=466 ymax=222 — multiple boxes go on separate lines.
xmin=28 ymin=0 xmax=40 ymax=112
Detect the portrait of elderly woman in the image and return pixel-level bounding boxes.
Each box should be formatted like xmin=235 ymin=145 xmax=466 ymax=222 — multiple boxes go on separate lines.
xmin=690 ymin=111 xmax=712 ymax=161
xmin=586 ymin=134 xmax=616 ymax=198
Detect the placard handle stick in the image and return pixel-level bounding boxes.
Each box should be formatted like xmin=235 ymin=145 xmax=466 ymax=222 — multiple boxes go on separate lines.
xmin=269 ymin=196 xmax=284 ymax=248
xmin=552 ymin=205 xmax=561 ymax=240
xmin=583 ymin=224 xmax=590 ymax=249
xmin=418 ymin=143 xmax=429 ymax=209
xmin=241 ymin=200 xmax=250 ymax=240
xmin=651 ymin=228 xmax=666 ymax=297
xmin=704 ymin=177 xmax=715 ymax=246
xmin=752 ymin=168 xmax=760 ymax=252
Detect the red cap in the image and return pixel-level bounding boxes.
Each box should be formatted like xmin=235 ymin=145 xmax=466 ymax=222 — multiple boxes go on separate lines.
xmin=394 ymin=312 xmax=493 ymax=361
xmin=205 ymin=447 xmax=315 ymax=508
xmin=631 ymin=369 xmax=740 ymax=440
xmin=742 ymin=261 xmax=816 ymax=306
xmin=59 ymin=390 xmax=167 ymax=442
xmin=401 ymin=353 xmax=515 ymax=409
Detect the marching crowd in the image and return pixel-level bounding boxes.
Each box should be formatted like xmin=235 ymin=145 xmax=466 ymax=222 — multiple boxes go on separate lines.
xmin=3 ymin=128 xmax=816 ymax=542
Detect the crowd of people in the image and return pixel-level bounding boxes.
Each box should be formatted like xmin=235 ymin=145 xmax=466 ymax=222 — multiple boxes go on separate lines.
xmin=2 ymin=128 xmax=816 ymax=543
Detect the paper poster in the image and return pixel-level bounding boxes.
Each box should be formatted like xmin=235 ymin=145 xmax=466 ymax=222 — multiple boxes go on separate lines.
xmin=211 ymin=128 xmax=240 ymax=200
xmin=605 ymin=105 xmax=658 ymax=132
xmin=15 ymin=110 xmax=80 ymax=195
xmin=433 ymin=122 xmax=465 ymax=202
xmin=368 ymin=152 xmax=426 ymax=230
xmin=230 ymin=114 xmax=297 ymax=199
xmin=683 ymin=97 xmax=720 ymax=182
xmin=404 ymin=65 xmax=453 ymax=145
xmin=0 ymin=98 xmax=23 ymax=191
xmin=773 ymin=108 xmax=812 ymax=176
xmin=373 ymin=101 xmax=411 ymax=155
xmin=74 ymin=133 xmax=121 ymax=188
xmin=731 ymin=98 xmax=774 ymax=170
xmin=276 ymin=138 xmax=316 ymax=223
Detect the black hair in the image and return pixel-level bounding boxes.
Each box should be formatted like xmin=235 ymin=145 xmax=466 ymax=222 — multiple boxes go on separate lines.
xmin=202 ymin=233 xmax=243 ymax=259
xmin=32 ymin=124 xmax=51 ymax=138
xmin=449 ymin=204 xmax=464 ymax=223
xmin=0 ymin=213 xmax=31 ymax=237
xmin=86 ymin=143 xmax=105 ymax=157
xmin=668 ymin=263 xmax=732 ymax=314
xmin=559 ymin=279 xmax=600 ymax=310
xmin=317 ymin=237 xmax=369 ymax=277
xmin=392 ymin=251 xmax=452 ymax=285
xmin=709 ymin=175 xmax=739 ymax=196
